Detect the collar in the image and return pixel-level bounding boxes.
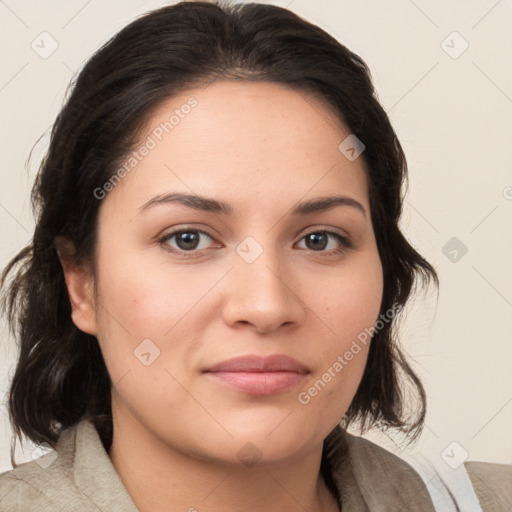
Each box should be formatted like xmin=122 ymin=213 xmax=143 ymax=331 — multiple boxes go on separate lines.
xmin=65 ymin=419 xmax=434 ymax=511
xmin=324 ymin=424 xmax=436 ymax=511
xmin=69 ymin=419 xmax=139 ymax=511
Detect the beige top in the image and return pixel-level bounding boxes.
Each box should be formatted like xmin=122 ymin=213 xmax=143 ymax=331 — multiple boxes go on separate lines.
xmin=0 ymin=419 xmax=510 ymax=511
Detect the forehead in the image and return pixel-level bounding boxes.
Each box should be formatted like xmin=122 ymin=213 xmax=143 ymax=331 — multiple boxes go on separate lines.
xmin=101 ymin=80 xmax=370 ymax=217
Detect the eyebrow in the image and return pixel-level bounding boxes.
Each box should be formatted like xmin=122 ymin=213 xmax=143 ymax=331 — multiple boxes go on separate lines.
xmin=138 ymin=192 xmax=367 ymax=218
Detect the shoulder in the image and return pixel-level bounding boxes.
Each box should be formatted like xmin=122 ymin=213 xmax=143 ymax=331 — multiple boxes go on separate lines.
xmin=0 ymin=422 xmax=91 ymax=512
xmin=0 ymin=420 xmax=138 ymax=512
xmin=344 ymin=432 xmax=435 ymax=495
xmin=343 ymin=433 xmax=512 ymax=511
xmin=0 ymin=456 xmax=63 ymax=511
xmin=344 ymin=435 xmax=512 ymax=511
xmin=465 ymin=460 xmax=512 ymax=511
xmin=326 ymin=428 xmax=436 ymax=510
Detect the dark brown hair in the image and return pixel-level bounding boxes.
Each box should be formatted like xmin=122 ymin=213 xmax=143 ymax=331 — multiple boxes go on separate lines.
xmin=1 ymin=0 xmax=437 ymax=474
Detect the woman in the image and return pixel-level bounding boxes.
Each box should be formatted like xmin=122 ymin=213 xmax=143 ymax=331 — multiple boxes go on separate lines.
xmin=0 ymin=2 xmax=510 ymax=511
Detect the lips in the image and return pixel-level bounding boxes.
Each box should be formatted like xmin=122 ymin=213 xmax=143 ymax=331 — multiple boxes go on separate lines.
xmin=203 ymin=354 xmax=310 ymax=395
xmin=204 ymin=354 xmax=310 ymax=374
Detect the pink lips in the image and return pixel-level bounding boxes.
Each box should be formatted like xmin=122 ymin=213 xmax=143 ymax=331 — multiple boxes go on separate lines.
xmin=203 ymin=355 xmax=310 ymax=396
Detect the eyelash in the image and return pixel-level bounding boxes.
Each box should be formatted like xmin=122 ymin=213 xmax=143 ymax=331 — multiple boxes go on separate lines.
xmin=157 ymin=228 xmax=353 ymax=258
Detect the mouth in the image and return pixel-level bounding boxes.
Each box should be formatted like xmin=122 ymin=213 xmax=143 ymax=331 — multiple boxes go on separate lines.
xmin=202 ymin=354 xmax=310 ymax=396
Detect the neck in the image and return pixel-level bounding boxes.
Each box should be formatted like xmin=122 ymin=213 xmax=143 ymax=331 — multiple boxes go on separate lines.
xmin=108 ymin=403 xmax=340 ymax=512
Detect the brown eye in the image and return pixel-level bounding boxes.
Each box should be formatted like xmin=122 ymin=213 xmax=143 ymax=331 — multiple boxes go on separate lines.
xmin=159 ymin=229 xmax=215 ymax=253
xmin=304 ymin=232 xmax=328 ymax=250
xmin=173 ymin=231 xmax=201 ymax=250
xmin=297 ymin=231 xmax=352 ymax=254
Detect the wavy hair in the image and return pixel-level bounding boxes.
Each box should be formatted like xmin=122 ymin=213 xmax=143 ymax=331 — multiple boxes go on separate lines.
xmin=1 ymin=1 xmax=438 ymax=474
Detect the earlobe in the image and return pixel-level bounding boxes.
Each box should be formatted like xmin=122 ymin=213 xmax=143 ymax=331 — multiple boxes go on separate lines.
xmin=54 ymin=236 xmax=99 ymax=336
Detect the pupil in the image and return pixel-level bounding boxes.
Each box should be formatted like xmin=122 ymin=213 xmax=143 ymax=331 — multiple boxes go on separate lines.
xmin=307 ymin=233 xmax=327 ymax=250
xmin=178 ymin=232 xmax=199 ymax=250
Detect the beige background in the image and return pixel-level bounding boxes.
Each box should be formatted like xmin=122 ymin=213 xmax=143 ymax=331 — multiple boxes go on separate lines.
xmin=1 ymin=0 xmax=511 ymax=472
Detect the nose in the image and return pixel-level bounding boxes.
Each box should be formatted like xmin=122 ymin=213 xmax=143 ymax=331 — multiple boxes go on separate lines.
xmin=221 ymin=246 xmax=306 ymax=334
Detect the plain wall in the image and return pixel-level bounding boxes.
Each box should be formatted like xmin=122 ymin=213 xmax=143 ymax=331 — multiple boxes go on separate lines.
xmin=1 ymin=0 xmax=511 ymax=472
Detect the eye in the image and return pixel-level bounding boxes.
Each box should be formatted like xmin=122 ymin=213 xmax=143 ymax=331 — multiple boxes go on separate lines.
xmin=158 ymin=228 xmax=352 ymax=257
xmin=296 ymin=230 xmax=352 ymax=254
xmin=158 ymin=229 xmax=217 ymax=255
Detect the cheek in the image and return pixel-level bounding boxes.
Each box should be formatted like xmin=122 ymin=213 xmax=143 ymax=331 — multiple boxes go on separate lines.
xmin=93 ymin=252 xmax=223 ymax=378
xmin=306 ymin=254 xmax=383 ymax=406
xmin=320 ymin=250 xmax=383 ymax=344
xmin=95 ymin=245 xmax=202 ymax=329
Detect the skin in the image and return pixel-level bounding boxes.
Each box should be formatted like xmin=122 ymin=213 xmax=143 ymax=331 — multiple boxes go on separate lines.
xmin=59 ymin=80 xmax=384 ymax=512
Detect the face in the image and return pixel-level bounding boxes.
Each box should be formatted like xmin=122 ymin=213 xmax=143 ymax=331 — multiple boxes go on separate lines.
xmin=69 ymin=80 xmax=383 ymax=465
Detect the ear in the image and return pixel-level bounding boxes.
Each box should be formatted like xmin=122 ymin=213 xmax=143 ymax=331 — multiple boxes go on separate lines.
xmin=54 ymin=236 xmax=98 ymax=336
